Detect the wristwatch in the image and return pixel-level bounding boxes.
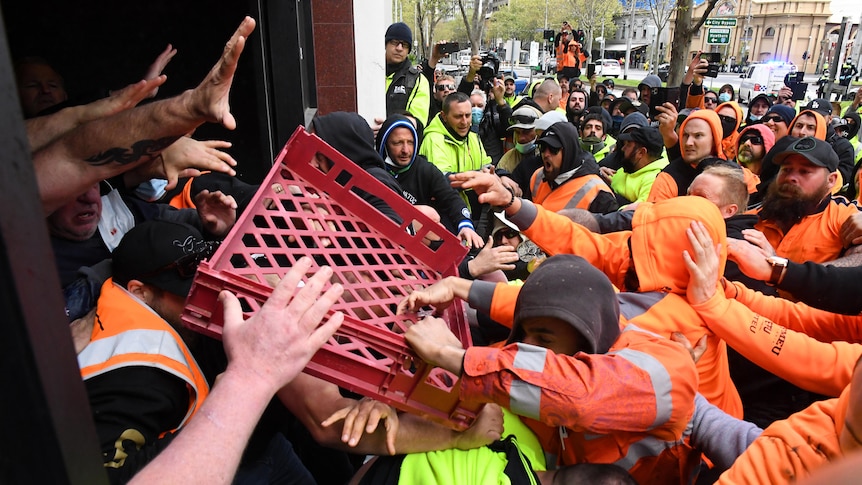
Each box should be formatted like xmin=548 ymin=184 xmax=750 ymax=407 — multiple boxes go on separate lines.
xmin=765 ymin=256 xmax=788 ymax=286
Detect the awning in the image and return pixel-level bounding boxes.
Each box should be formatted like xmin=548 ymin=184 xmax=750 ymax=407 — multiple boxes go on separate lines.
xmin=599 ymin=41 xmax=649 ymax=51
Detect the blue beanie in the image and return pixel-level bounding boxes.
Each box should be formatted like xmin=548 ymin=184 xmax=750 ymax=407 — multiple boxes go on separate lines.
xmin=766 ymin=104 xmax=796 ymax=126
xmin=385 ymin=22 xmax=412 ymax=52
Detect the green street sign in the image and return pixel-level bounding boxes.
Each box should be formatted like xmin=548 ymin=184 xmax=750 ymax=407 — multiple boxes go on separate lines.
xmin=707 ymin=27 xmax=731 ymax=45
xmin=705 ymin=18 xmax=737 ymax=27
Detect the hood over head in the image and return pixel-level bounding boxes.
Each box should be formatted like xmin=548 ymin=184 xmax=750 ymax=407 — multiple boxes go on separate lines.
xmin=637 ymin=75 xmax=663 ymax=92
xmin=678 ymin=109 xmax=725 ymax=161
xmin=789 ymin=110 xmax=827 ymax=140
xmin=509 ymin=254 xmax=621 ymax=354
xmin=744 ymin=94 xmax=773 ymax=124
xmin=538 ymin=121 xmax=596 ymax=186
xmin=375 ymin=114 xmax=418 ymax=173
xmin=630 ymin=196 xmax=727 ymax=294
xmin=311 ymin=112 xmax=386 ymax=170
xmin=738 ymin=123 xmax=776 ymax=154
xmin=843 ymin=111 xmax=861 ymax=139
xmin=716 ymin=101 xmax=743 ymax=160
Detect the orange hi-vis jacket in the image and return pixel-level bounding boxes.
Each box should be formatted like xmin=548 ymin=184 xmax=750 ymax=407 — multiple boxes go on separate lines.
xmin=692 ymin=281 xmax=862 ymax=398
xmin=465 ymin=284 xmax=700 ymax=484
xmin=715 ymin=385 xmax=850 ymax=484
xmin=530 ymin=169 xmax=613 ymax=212
xmin=507 ymin=197 xmax=743 ymax=418
xmin=755 ymin=196 xmax=860 ymax=264
xmin=78 ymin=279 xmax=209 ymax=431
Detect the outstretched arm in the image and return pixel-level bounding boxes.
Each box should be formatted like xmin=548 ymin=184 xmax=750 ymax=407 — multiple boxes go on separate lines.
xmin=35 ymin=16 xmax=254 ymax=215
xmin=128 ymin=256 xmax=343 ymax=485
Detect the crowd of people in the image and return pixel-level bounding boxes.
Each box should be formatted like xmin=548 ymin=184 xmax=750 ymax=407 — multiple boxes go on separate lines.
xmin=23 ymin=13 xmax=862 ymax=485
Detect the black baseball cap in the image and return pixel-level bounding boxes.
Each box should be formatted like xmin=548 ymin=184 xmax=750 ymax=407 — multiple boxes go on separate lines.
xmin=617 ymin=126 xmax=664 ymax=153
xmin=804 ymin=98 xmax=833 ymax=117
xmin=112 ymin=220 xmax=219 ymax=296
xmin=773 ymin=136 xmax=839 ymax=172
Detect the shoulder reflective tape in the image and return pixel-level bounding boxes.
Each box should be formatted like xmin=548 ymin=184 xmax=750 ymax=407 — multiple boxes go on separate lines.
xmin=513 ymin=343 xmax=547 ymax=372
xmin=617 ymin=291 xmax=666 ymax=320
xmin=79 ymin=328 xmax=192 ymax=376
xmin=609 ymin=348 xmax=673 ymax=429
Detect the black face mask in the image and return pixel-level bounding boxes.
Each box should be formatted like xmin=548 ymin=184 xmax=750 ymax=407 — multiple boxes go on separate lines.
xmin=720 ymin=118 xmax=736 ymax=139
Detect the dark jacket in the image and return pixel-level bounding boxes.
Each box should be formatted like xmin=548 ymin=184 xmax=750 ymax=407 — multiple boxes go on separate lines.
xmin=311 ymin=112 xmax=405 ymax=224
xmin=375 ymin=115 xmax=473 ymax=234
xmin=457 ymin=77 xmax=512 ymax=164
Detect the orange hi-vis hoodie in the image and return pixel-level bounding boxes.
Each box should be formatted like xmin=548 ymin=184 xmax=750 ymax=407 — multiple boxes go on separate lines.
xmin=461 ymin=255 xmax=700 ymax=485
xmin=715 ymin=383 xmax=850 ymax=484
xmin=505 ymin=196 xmax=743 ymax=418
xmin=692 ymin=280 xmax=862 ymax=398
xmin=648 ymin=109 xmax=726 ymax=202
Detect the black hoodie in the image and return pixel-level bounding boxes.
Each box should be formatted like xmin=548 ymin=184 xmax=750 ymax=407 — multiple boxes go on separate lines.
xmin=375 ymin=114 xmax=473 ymax=234
xmin=311 ymin=112 xmax=404 ymax=223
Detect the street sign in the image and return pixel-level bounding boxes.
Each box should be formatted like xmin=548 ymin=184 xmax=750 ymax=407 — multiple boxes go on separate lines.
xmin=705 ymin=18 xmax=737 ymax=27
xmin=707 ymin=27 xmax=731 ymax=45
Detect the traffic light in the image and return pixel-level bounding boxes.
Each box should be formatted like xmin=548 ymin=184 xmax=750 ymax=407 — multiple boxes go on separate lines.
xmin=544 ymin=29 xmax=555 ymax=42
xmin=576 ymin=30 xmax=585 ymax=44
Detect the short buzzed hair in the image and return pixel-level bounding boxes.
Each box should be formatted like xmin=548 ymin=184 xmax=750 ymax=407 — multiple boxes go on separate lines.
xmin=700 ymin=165 xmax=749 ymax=210
xmin=442 ymin=91 xmax=470 ymax=114
xmin=534 ymin=78 xmax=561 ymax=99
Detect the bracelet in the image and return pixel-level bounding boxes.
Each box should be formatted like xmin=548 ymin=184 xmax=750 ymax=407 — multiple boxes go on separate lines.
xmin=500 ymin=186 xmax=516 ymax=209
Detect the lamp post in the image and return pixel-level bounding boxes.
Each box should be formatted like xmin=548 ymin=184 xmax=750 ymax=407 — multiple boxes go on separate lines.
xmin=624 ymin=0 xmax=635 ymax=80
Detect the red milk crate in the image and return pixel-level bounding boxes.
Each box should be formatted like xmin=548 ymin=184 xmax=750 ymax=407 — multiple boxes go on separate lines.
xmin=182 ymin=126 xmax=482 ymax=430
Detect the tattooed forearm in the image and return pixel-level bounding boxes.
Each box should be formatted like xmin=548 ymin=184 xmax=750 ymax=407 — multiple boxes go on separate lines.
xmin=84 ymin=136 xmax=178 ymax=166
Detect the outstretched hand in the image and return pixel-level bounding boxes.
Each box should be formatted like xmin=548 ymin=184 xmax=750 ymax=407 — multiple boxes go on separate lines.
xmin=321 ymin=398 xmax=400 ymax=455
xmin=682 ymin=221 xmax=722 ymax=306
xmin=143 ymin=44 xmax=178 ymax=98
xmin=449 ymin=172 xmax=512 ymax=207
xmin=195 ymin=189 xmax=237 ymax=237
xmin=220 ymin=257 xmax=344 ymax=394
xmin=190 ymin=16 xmax=256 ymax=130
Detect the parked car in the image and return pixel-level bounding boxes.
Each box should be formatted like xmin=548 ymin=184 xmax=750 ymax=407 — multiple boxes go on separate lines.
xmin=656 ymin=63 xmax=670 ymax=82
xmin=595 ymin=59 xmax=621 ymax=78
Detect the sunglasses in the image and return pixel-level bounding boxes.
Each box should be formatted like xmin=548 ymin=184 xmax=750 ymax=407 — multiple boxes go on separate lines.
xmin=718 ymin=114 xmax=737 ymax=125
xmin=740 ymin=134 xmax=763 ymax=145
xmin=509 ymin=114 xmax=538 ymax=126
xmin=762 ymin=115 xmax=785 ymax=124
xmin=139 ymin=241 xmax=221 ymax=279
xmin=704 ymin=97 xmax=718 ymax=104
xmin=538 ymin=144 xmax=561 ymax=155
xmin=493 ymin=229 xmax=520 ymax=241
xmin=435 ymin=84 xmax=455 ymax=91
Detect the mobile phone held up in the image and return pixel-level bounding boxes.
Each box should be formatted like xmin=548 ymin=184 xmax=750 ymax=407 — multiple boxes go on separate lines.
xmin=694 ymin=52 xmax=721 ymax=78
xmin=439 ymin=42 xmax=460 ymax=55
xmin=587 ymin=63 xmax=596 ymax=78
xmin=649 ymin=86 xmax=680 ymax=120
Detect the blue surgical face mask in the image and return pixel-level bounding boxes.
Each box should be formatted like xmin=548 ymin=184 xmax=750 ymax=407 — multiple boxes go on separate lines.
xmin=748 ymin=114 xmax=762 ymax=122
xmin=133 ymin=178 xmax=168 ymax=202
xmin=515 ymin=139 xmax=537 ymax=154
xmin=718 ymin=92 xmax=731 ymax=103
xmin=471 ymin=107 xmax=484 ymax=125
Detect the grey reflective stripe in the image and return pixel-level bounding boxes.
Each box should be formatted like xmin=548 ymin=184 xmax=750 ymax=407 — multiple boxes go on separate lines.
xmin=79 ymin=328 xmax=194 ymax=382
xmin=531 ymin=171 xmax=545 ymax=197
xmin=513 ymin=343 xmax=547 ymax=372
xmin=509 ymin=343 xmax=547 ymax=420
xmin=609 ymin=347 xmax=674 ymax=430
xmin=79 ymin=328 xmax=202 ymax=428
xmin=617 ymin=291 xmax=666 ymax=320
xmin=563 ymin=177 xmax=606 ymax=210
xmin=510 ymin=380 xmax=542 ymax=420
xmin=614 ymin=434 xmax=683 ymax=471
